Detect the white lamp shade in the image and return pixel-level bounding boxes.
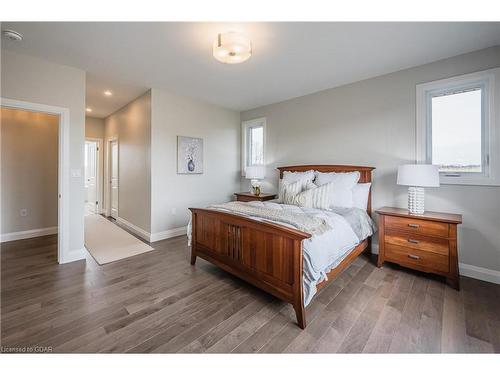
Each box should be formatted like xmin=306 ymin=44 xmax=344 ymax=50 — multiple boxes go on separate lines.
xmin=245 ymin=165 xmax=265 ymax=180
xmin=397 ymin=164 xmax=440 ymax=187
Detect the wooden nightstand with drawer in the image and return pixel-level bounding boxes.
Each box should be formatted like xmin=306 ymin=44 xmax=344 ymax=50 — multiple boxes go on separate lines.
xmin=376 ymin=207 xmax=462 ymax=289
xmin=234 ymin=192 xmax=277 ymax=202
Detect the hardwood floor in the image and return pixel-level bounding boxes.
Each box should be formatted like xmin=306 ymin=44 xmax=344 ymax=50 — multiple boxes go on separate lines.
xmin=1 ymin=234 xmax=500 ymax=353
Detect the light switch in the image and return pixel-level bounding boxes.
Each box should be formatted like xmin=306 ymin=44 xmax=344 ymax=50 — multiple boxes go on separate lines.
xmin=71 ymin=169 xmax=81 ymax=178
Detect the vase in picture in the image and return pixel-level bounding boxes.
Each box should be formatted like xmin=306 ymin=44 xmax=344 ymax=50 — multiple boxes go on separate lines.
xmin=187 ymin=159 xmax=195 ymax=172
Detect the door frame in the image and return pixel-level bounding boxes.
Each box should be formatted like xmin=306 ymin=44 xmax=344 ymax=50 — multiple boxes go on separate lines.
xmin=1 ymin=97 xmax=70 ymax=264
xmin=105 ymin=137 xmax=119 ymax=218
xmin=85 ymin=137 xmax=103 ymax=214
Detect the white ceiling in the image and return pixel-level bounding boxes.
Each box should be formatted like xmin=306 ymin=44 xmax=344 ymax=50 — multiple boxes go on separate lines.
xmin=2 ymin=22 xmax=500 ymax=117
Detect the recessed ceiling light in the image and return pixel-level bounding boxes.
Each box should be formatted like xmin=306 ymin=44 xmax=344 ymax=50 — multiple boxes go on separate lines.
xmin=86 ymin=108 xmax=93 ymax=113
xmin=104 ymin=90 xmax=113 ymax=96
xmin=2 ymin=29 xmax=23 ymax=42
xmin=213 ymin=32 xmax=252 ymax=64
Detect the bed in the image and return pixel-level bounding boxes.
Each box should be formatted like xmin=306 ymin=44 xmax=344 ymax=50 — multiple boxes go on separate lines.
xmin=188 ymin=165 xmax=375 ymax=329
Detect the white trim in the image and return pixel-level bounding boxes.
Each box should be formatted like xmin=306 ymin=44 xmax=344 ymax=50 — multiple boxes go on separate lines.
xmin=241 ymin=117 xmax=266 ymax=176
xmin=459 ymin=263 xmax=500 ymax=285
xmin=416 ymin=67 xmax=500 ymax=186
xmin=1 ymin=227 xmax=58 ymax=243
xmin=85 ymin=137 xmax=103 ymax=214
xmin=116 ymin=216 xmax=150 ymax=241
xmin=150 ymin=226 xmax=187 ymax=242
xmin=60 ymin=248 xmax=87 ymax=264
xmin=1 ymin=98 xmax=71 ymax=264
xmin=105 ymin=137 xmax=119 ymax=217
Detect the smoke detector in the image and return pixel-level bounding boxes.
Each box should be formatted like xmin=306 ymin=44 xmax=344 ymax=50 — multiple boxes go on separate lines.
xmin=2 ymin=29 xmax=23 ymax=42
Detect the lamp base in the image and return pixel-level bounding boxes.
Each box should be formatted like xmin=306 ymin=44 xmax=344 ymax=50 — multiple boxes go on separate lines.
xmin=408 ymin=186 xmax=425 ymax=215
xmin=251 ymin=179 xmax=261 ymax=196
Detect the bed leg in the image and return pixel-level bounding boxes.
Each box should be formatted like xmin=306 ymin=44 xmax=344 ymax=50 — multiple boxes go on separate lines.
xmin=294 ymin=302 xmax=306 ymax=329
xmin=190 ymin=251 xmax=197 ymax=265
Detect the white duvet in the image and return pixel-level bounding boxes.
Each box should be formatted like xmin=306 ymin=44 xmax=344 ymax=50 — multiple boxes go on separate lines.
xmin=187 ymin=201 xmax=375 ymax=306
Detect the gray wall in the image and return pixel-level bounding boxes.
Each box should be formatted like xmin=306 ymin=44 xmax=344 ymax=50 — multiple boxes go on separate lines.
xmin=104 ymin=91 xmax=152 ymax=232
xmin=150 ymin=88 xmax=240 ymax=235
xmin=1 ymin=108 xmax=58 ymax=234
xmin=85 ymin=116 xmax=105 ymax=139
xmin=241 ymin=45 xmax=500 ymax=273
xmin=1 ymin=50 xmax=86 ymax=260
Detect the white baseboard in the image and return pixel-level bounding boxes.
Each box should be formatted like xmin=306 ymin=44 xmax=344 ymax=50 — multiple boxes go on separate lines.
xmin=371 ymin=243 xmax=379 ymax=255
xmin=59 ymin=247 xmax=87 ymax=264
xmin=150 ymin=226 xmax=187 ymax=242
xmin=116 ymin=217 xmax=151 ymax=241
xmin=459 ymin=263 xmax=500 ymax=285
xmin=1 ymin=226 xmax=58 ymax=243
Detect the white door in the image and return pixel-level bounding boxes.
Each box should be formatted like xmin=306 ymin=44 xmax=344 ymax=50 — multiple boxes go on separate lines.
xmin=84 ymin=141 xmax=98 ymax=214
xmin=110 ymin=140 xmax=119 ymax=219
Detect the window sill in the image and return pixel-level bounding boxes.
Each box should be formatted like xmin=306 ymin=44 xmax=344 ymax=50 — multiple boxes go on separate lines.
xmin=439 ymin=175 xmax=500 ymax=186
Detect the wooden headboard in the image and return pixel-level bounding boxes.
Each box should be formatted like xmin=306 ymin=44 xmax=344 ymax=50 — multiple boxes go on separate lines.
xmin=276 ymin=165 xmax=375 ymax=214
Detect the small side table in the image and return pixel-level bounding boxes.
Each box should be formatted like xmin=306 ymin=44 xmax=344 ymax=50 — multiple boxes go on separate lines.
xmin=376 ymin=206 xmax=462 ymax=289
xmin=234 ymin=192 xmax=277 ymax=202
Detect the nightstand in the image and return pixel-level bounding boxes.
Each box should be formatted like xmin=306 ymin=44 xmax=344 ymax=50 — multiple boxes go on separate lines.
xmin=376 ymin=206 xmax=462 ymax=289
xmin=234 ymin=192 xmax=277 ymax=202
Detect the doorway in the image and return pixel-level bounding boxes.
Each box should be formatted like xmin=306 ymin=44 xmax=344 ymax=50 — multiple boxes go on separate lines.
xmin=108 ymin=139 xmax=119 ymax=220
xmin=0 ymin=98 xmax=71 ymax=264
xmin=84 ymin=138 xmax=102 ymax=215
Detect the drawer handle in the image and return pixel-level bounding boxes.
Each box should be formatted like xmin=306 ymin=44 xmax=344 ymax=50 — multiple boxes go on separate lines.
xmin=408 ymin=254 xmax=421 ymax=260
xmin=408 ymin=223 xmax=420 ymax=229
xmin=408 ymin=239 xmax=419 ymax=244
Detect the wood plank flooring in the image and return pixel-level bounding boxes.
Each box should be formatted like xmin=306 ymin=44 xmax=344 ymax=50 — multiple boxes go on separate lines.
xmin=1 ymin=233 xmax=500 ymax=353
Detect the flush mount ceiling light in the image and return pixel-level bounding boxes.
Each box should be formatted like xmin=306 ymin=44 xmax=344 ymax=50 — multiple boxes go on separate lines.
xmin=103 ymin=90 xmax=113 ymax=96
xmin=213 ymin=32 xmax=252 ymax=64
xmin=86 ymin=108 xmax=93 ymax=113
xmin=2 ymin=29 xmax=23 ymax=42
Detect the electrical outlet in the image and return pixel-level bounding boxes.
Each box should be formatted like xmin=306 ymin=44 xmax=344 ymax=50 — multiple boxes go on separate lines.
xmin=20 ymin=208 xmax=28 ymax=217
xmin=171 ymin=207 xmax=177 ymax=215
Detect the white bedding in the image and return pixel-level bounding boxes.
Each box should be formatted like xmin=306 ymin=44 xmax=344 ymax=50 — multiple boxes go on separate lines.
xmin=187 ymin=201 xmax=375 ymax=306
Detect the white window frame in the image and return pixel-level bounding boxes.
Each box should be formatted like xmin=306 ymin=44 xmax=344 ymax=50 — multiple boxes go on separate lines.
xmin=416 ymin=67 xmax=500 ymax=186
xmin=241 ymin=117 xmax=266 ymax=176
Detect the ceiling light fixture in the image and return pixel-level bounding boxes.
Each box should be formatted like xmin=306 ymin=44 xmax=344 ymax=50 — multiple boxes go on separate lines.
xmin=2 ymin=29 xmax=23 ymax=42
xmin=103 ymin=90 xmax=113 ymax=96
xmin=213 ymin=32 xmax=252 ymax=64
xmin=86 ymin=108 xmax=93 ymax=113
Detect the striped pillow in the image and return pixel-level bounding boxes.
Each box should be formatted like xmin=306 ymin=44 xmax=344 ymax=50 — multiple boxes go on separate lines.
xmin=282 ymin=180 xmax=305 ymax=205
xmin=292 ymin=182 xmax=334 ymax=210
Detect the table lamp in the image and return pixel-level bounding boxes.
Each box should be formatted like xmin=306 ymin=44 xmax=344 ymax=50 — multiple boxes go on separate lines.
xmin=397 ymin=164 xmax=440 ymax=215
xmin=245 ymin=166 xmax=266 ymax=196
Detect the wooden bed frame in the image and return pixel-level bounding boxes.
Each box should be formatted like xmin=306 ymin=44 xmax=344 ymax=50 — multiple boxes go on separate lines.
xmin=189 ymin=165 xmax=375 ymax=328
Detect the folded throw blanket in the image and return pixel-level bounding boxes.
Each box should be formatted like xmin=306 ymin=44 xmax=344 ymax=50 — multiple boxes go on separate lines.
xmin=208 ymin=201 xmax=331 ymax=235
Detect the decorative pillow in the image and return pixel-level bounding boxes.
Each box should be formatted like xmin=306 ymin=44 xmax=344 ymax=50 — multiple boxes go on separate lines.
xmin=314 ymin=171 xmax=360 ymax=208
xmin=292 ymin=181 xmax=334 ymax=210
xmin=352 ymin=183 xmax=371 ymax=210
xmin=282 ymin=180 xmax=305 ymax=205
xmin=278 ymin=170 xmax=315 ymax=202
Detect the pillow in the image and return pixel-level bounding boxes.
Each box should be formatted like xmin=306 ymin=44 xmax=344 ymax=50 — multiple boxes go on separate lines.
xmin=282 ymin=180 xmax=305 ymax=205
xmin=352 ymin=183 xmax=371 ymax=210
xmin=314 ymin=171 xmax=360 ymax=208
xmin=292 ymin=181 xmax=334 ymax=210
xmin=278 ymin=170 xmax=315 ymax=202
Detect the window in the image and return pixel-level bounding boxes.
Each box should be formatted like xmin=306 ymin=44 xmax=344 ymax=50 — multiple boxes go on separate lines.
xmin=242 ymin=118 xmax=266 ymax=174
xmin=416 ymin=68 xmax=499 ymax=186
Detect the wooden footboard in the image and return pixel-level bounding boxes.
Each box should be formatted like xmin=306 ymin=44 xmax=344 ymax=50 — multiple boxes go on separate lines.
xmin=189 ymin=208 xmax=311 ymax=328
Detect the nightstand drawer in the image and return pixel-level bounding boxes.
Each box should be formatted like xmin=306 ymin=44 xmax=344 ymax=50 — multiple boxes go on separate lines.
xmin=385 ymin=231 xmax=449 ymax=256
xmin=384 ymin=243 xmax=449 ymax=273
xmin=385 ymin=215 xmax=449 ymax=238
